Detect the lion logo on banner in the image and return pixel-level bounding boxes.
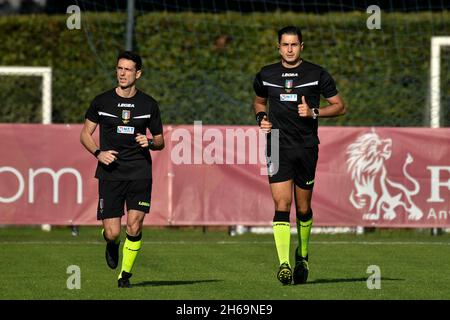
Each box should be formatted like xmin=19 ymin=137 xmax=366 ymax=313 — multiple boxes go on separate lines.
xmin=346 ymin=130 xmax=423 ymax=221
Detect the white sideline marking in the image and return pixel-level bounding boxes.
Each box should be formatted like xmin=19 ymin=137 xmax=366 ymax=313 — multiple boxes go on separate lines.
xmin=0 ymin=240 xmax=449 ymax=246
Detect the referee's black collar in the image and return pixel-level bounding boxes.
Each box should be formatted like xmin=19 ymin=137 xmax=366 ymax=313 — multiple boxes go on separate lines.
xmin=280 ymin=59 xmax=304 ymax=70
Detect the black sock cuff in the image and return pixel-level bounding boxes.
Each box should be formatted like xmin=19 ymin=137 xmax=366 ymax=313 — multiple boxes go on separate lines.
xmin=273 ymin=211 xmax=290 ymax=222
xmin=297 ymin=209 xmax=313 ymax=222
xmin=126 ymin=232 xmax=142 ymax=242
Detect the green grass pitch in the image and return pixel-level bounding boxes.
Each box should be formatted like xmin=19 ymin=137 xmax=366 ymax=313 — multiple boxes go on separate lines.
xmin=1 ymin=226 xmax=449 ymax=300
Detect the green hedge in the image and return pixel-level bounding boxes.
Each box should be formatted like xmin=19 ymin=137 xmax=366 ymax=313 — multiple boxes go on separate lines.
xmin=1 ymin=11 xmax=449 ymax=126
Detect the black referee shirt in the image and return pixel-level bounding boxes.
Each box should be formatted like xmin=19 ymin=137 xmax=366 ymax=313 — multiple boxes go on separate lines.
xmin=253 ymin=60 xmax=338 ymax=149
xmin=85 ymin=89 xmax=163 ymax=181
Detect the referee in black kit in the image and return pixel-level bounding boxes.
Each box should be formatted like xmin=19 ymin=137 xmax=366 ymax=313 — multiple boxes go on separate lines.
xmin=80 ymin=51 xmax=164 ymax=288
xmin=253 ymin=26 xmax=346 ymax=285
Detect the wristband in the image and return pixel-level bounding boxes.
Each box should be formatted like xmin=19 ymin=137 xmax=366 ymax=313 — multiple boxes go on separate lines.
xmin=93 ymin=149 xmax=101 ymax=158
xmin=148 ymin=139 xmax=154 ymax=150
xmin=312 ymin=108 xmax=319 ymax=120
xmin=256 ymin=111 xmax=267 ymax=126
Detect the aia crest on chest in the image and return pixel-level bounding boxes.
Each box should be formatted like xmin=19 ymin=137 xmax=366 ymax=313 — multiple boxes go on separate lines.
xmin=284 ymin=79 xmax=293 ymax=93
xmin=122 ymin=110 xmax=131 ymax=124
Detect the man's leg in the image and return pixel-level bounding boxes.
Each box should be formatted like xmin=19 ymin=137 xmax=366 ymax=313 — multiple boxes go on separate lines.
xmin=102 ymin=218 xmax=121 ymax=269
xmin=117 ymin=210 xmax=145 ymax=288
xmin=294 ymin=186 xmax=313 ymax=259
xmin=270 ymin=180 xmax=293 ymax=284
xmin=103 ymin=217 xmax=122 ymax=242
xmin=293 ymin=186 xmax=313 ymax=284
xmin=98 ymin=177 xmax=124 ymax=270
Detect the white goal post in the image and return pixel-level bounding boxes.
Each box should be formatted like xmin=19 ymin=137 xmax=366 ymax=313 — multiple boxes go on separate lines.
xmin=430 ymin=36 xmax=450 ymax=129
xmin=0 ymin=66 xmax=52 ymax=124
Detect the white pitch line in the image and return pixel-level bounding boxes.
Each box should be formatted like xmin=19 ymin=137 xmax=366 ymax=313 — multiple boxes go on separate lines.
xmin=314 ymin=241 xmax=450 ymax=246
xmin=0 ymin=240 xmax=449 ymax=246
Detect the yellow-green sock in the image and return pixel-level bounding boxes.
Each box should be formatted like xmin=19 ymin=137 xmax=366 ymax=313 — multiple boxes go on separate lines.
xmin=118 ymin=232 xmax=142 ymax=279
xmin=296 ymin=210 xmax=313 ymax=258
xmin=273 ymin=211 xmax=291 ymax=266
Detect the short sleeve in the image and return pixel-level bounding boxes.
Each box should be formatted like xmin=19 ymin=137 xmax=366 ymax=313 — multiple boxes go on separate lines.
xmin=149 ymin=103 xmax=163 ymax=136
xmin=320 ymin=70 xmax=338 ymax=98
xmin=253 ymin=72 xmax=268 ymax=98
xmin=85 ymin=97 xmax=99 ymax=123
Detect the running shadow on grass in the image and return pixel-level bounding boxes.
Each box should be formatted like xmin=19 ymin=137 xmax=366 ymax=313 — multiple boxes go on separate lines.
xmin=132 ymin=279 xmax=223 ymax=287
xmin=307 ymin=277 xmax=404 ymax=285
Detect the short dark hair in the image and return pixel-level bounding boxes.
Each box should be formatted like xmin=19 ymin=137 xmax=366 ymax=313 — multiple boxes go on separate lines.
xmin=117 ymin=51 xmax=142 ymax=71
xmin=277 ymin=26 xmax=302 ymax=43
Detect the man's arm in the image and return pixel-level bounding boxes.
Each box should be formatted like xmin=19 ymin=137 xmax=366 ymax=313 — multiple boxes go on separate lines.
xmin=80 ymin=119 xmax=99 ymax=155
xmin=80 ymin=119 xmax=117 ymax=165
xmin=253 ymin=96 xmax=272 ymax=133
xmin=253 ymin=96 xmax=267 ymax=115
xmin=298 ymin=94 xmax=346 ymax=118
xmin=135 ymin=132 xmax=165 ymax=151
xmin=317 ymin=94 xmax=346 ymax=117
xmin=150 ymin=133 xmax=165 ymax=151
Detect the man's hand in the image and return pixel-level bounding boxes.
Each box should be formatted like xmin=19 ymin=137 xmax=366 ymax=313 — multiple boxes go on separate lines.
xmin=135 ymin=133 xmax=149 ymax=148
xmin=97 ymin=150 xmax=118 ymax=165
xmin=298 ymin=96 xmax=312 ymax=118
xmin=260 ymin=115 xmax=272 ymax=133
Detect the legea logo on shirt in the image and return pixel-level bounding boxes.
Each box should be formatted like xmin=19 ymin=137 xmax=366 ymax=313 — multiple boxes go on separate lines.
xmin=117 ymin=126 xmax=135 ymax=134
xmin=117 ymin=103 xmax=135 ymax=108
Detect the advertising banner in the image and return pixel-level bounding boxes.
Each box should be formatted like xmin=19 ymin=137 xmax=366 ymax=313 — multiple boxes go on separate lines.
xmin=1 ymin=124 xmax=448 ymax=227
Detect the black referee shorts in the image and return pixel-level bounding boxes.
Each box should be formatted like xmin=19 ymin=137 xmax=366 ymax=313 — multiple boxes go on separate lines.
xmin=267 ymin=146 xmax=318 ymax=190
xmin=97 ymin=179 xmax=152 ymax=220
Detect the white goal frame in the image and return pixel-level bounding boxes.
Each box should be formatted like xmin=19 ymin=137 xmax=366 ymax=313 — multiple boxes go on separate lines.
xmin=430 ymin=36 xmax=450 ymax=128
xmin=0 ymin=66 xmax=52 ymax=124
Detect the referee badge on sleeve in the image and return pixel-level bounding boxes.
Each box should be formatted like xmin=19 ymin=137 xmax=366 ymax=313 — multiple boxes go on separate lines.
xmin=99 ymin=198 xmax=104 ymax=213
